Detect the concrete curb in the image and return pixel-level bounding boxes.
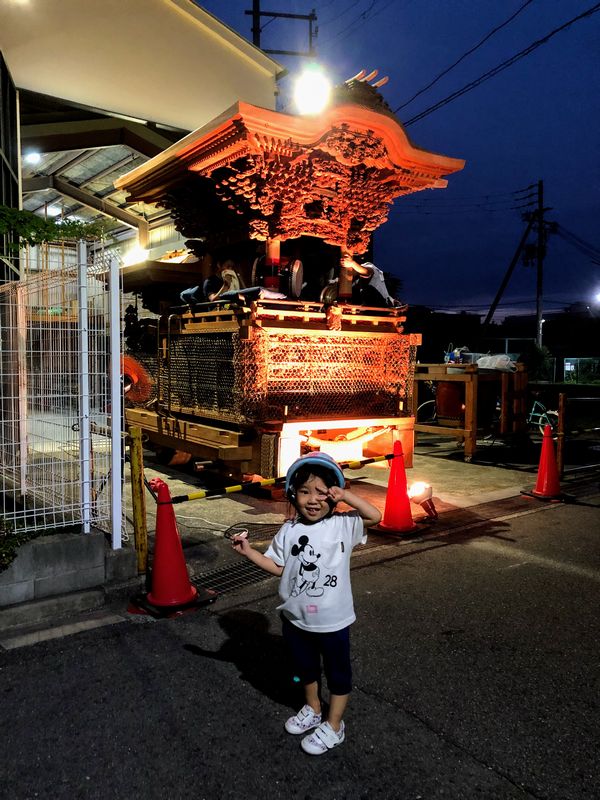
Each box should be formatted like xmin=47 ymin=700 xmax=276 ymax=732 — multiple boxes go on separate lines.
xmin=0 ymin=587 xmax=106 ymax=632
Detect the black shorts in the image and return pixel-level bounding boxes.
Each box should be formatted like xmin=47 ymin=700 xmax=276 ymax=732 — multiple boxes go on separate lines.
xmin=281 ymin=615 xmax=352 ymax=696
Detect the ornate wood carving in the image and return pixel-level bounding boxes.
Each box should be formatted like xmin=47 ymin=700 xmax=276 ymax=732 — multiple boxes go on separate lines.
xmin=116 ymin=97 xmax=464 ymax=254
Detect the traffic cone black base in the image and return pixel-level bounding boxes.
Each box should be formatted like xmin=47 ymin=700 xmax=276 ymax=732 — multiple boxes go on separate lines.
xmin=128 ymin=586 xmax=217 ymax=619
xmin=520 ymin=489 xmax=575 ymax=504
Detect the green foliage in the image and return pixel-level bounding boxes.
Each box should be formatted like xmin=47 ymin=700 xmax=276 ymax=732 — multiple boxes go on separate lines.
xmin=518 ymin=342 xmax=554 ymax=382
xmin=0 ymin=205 xmax=109 ymax=249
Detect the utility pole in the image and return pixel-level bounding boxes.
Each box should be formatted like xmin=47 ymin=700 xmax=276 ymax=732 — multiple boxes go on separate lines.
xmin=245 ymin=2 xmax=318 ymax=57
xmin=535 ymin=179 xmax=545 ymax=348
xmin=250 ymin=0 xmax=261 ymax=47
xmin=484 ymin=180 xmax=555 ymax=339
xmin=483 ymin=215 xmax=536 ymax=327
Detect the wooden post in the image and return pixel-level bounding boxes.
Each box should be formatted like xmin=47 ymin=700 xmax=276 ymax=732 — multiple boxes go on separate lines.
xmin=129 ymin=425 xmax=148 ymax=573
xmin=513 ymin=363 xmax=528 ymax=433
xmin=557 ymin=392 xmax=567 ymax=477
xmin=463 ymin=366 xmax=478 ymax=461
xmin=500 ymin=372 xmax=510 ymax=435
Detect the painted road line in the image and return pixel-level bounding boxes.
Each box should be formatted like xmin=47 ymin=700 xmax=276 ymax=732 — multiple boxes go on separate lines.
xmin=467 ymin=539 xmax=600 ymax=583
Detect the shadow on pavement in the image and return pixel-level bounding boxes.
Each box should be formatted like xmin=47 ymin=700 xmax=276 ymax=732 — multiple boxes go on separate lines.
xmin=183 ymin=609 xmax=303 ymax=709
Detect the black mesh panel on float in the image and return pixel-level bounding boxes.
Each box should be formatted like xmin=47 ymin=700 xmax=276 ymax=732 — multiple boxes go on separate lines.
xmin=161 ymin=332 xmax=237 ymax=420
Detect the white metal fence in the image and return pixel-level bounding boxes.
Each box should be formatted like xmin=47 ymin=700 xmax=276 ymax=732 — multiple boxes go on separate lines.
xmin=0 ymin=243 xmax=123 ymax=545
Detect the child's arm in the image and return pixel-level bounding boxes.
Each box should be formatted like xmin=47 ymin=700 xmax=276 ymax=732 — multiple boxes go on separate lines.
xmin=328 ymin=486 xmax=381 ymax=528
xmin=231 ymin=533 xmax=284 ymax=576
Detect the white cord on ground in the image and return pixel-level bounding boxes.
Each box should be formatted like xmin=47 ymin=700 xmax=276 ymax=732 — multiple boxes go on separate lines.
xmin=175 ymin=513 xmax=231 ymax=530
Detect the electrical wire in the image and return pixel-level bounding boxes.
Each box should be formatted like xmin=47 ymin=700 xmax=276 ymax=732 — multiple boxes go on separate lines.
xmin=319 ymin=0 xmax=363 ymax=27
xmin=396 ymin=186 xmax=538 ymax=205
xmin=396 ymin=206 xmax=522 ymax=215
xmin=395 ymin=0 xmax=536 ymax=113
xmin=320 ymin=0 xmax=397 ymax=46
xmin=399 ymin=195 xmax=534 ymax=209
xmin=513 ymin=183 xmax=538 ymax=194
xmin=325 ymin=0 xmax=378 ymax=41
xmin=403 ymin=3 xmax=600 ymax=127
xmin=261 ymin=15 xmax=277 ymax=32
xmin=395 ymin=194 xmax=537 ymax=214
xmin=556 ymin=225 xmax=600 ymax=259
xmin=555 ymin=228 xmax=600 ymax=263
xmin=433 ymin=298 xmax=546 ymax=309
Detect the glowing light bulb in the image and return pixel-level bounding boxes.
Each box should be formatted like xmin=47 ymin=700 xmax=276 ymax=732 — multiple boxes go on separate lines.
xmin=294 ymin=65 xmax=332 ymax=115
xmin=408 ymin=482 xmax=438 ymax=519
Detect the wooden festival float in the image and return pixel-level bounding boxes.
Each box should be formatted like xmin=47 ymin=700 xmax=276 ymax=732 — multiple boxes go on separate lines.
xmin=115 ymin=75 xmax=464 ymax=480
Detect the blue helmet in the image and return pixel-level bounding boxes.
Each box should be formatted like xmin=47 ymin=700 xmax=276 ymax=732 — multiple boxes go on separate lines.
xmin=284 ymin=451 xmax=345 ymax=495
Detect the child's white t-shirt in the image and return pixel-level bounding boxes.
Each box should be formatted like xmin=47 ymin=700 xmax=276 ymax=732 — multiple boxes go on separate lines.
xmin=264 ymin=512 xmax=366 ymax=633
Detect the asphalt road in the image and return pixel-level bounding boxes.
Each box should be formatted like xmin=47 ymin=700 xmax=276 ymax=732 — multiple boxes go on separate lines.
xmin=1 ymin=492 xmax=599 ymax=799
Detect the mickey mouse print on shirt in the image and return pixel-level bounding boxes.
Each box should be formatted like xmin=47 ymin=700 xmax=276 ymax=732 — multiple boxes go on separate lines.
xmin=290 ymin=534 xmax=324 ymax=597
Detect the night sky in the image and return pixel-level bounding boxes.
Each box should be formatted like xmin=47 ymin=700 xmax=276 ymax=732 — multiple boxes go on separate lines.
xmin=198 ymin=0 xmax=599 ymax=321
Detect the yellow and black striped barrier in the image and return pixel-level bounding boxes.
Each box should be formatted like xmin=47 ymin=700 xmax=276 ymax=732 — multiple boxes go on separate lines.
xmin=167 ymin=452 xmax=398 ymax=505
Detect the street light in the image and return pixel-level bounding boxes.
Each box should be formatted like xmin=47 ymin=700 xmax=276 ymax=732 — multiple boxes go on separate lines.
xmin=538 ymin=317 xmax=546 ymax=347
xmin=293 ymin=64 xmax=332 ymax=115
xmin=24 ymin=151 xmax=41 ymax=165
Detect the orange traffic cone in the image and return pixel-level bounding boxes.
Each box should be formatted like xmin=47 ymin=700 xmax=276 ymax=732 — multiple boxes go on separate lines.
xmin=377 ymin=440 xmax=417 ymax=533
xmin=522 ymin=424 xmax=563 ymax=501
xmin=146 ymin=478 xmax=198 ymax=607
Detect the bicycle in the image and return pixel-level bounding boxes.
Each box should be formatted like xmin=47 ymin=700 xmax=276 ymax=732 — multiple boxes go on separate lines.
xmin=527 ymin=398 xmax=559 ymax=435
xmin=417 ymin=390 xmax=558 ymax=438
xmin=415 ymin=380 xmax=438 ymax=424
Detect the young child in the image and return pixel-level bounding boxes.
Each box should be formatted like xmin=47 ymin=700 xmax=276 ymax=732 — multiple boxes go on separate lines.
xmin=231 ymin=451 xmax=381 ymax=755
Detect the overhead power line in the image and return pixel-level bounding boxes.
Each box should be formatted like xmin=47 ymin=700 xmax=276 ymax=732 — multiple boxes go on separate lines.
xmin=319 ymin=0 xmax=362 ymax=27
xmin=395 ymin=0 xmax=535 ymax=113
xmin=402 ymin=2 xmax=600 ymax=126
xmin=320 ymin=0 xmax=397 ymax=46
xmin=322 ymin=0 xmax=377 ymax=41
xmin=403 ymin=189 xmax=534 ymax=204
xmin=513 ymin=183 xmax=538 ymax=195
xmin=555 ymin=226 xmax=600 ymax=263
xmin=557 ymin=225 xmax=600 ymax=257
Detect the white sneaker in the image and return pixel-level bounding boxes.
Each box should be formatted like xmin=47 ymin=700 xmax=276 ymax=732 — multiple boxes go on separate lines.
xmin=301 ymin=721 xmax=345 ymax=755
xmin=284 ymin=704 xmax=322 ymax=735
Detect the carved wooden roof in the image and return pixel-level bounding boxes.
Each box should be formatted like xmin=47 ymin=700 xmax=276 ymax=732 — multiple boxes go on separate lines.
xmin=115 ymin=98 xmax=465 ymax=254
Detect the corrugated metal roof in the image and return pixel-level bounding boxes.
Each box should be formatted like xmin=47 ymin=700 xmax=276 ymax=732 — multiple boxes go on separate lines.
xmin=19 ymin=92 xmax=183 ymax=239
